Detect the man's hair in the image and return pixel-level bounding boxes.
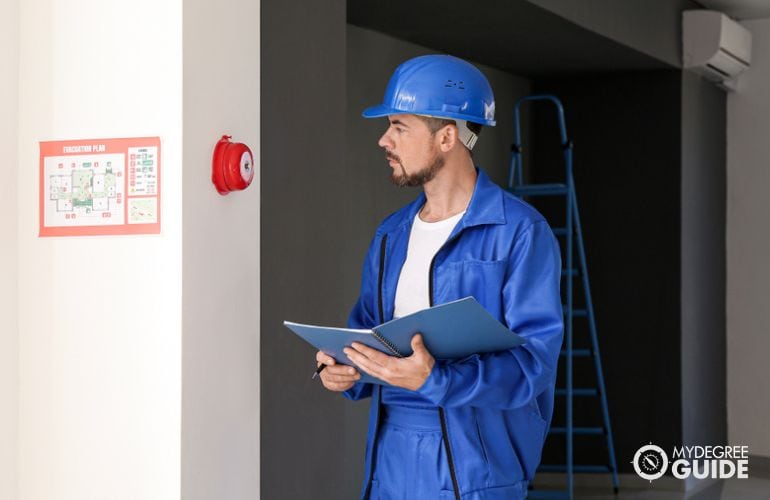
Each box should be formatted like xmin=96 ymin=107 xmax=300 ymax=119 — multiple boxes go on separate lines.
xmin=417 ymin=116 xmax=483 ymax=136
xmin=416 ymin=116 xmax=483 ymax=156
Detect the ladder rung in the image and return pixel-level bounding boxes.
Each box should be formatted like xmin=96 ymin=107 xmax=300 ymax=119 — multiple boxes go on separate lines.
xmin=549 ymin=426 xmax=604 ymax=435
xmin=538 ymin=464 xmax=611 ymax=473
xmin=552 ymin=227 xmax=568 ymax=236
xmin=561 ymin=269 xmax=578 ymax=277
xmin=562 ymin=307 xmax=587 ymax=317
xmin=560 ymin=349 xmax=592 ymax=357
xmin=510 ymin=183 xmax=569 ymax=196
xmin=555 ymin=388 xmax=598 ymax=397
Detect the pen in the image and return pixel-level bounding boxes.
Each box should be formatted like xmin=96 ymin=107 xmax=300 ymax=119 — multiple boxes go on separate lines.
xmin=312 ymin=364 xmax=326 ymax=380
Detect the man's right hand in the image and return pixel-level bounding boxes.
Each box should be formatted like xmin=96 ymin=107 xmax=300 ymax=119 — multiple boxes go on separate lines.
xmin=316 ymin=351 xmax=361 ymax=392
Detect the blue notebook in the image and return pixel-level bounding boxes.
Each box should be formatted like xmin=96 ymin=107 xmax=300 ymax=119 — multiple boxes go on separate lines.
xmin=284 ymin=296 xmax=525 ymax=385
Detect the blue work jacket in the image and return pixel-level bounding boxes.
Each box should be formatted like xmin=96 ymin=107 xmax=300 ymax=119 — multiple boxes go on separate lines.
xmin=344 ymin=167 xmax=563 ymax=499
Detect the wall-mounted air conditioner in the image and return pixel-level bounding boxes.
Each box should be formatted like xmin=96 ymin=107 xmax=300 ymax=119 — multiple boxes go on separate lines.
xmin=683 ymin=10 xmax=752 ymax=91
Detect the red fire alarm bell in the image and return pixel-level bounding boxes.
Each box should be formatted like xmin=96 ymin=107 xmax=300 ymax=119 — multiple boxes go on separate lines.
xmin=212 ymin=135 xmax=254 ymax=195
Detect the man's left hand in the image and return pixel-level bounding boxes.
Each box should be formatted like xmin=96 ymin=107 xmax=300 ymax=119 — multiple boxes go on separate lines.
xmin=344 ymin=334 xmax=435 ymax=391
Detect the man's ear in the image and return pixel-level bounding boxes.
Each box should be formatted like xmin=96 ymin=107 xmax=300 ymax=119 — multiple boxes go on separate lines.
xmin=437 ymin=124 xmax=458 ymax=152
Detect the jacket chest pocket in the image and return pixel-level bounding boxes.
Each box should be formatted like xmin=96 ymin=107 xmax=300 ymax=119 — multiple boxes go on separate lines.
xmin=441 ymin=259 xmax=507 ymax=315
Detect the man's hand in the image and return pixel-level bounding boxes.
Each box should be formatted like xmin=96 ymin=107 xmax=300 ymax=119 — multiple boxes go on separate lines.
xmin=344 ymin=334 xmax=435 ymax=391
xmin=316 ymin=350 xmax=361 ymax=392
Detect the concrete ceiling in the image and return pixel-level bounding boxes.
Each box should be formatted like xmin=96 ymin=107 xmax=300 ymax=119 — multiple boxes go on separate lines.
xmin=696 ymin=0 xmax=770 ymax=20
xmin=347 ymin=0 xmax=673 ymax=78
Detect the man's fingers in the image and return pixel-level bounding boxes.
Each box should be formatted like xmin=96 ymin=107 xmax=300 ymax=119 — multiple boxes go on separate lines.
xmin=319 ymin=363 xmax=359 ymax=391
xmin=349 ymin=342 xmax=391 ymax=366
xmin=324 ymin=364 xmax=357 ymax=376
xmin=320 ymin=363 xmax=359 ymax=383
xmin=315 ymin=351 xmax=336 ymax=366
xmin=325 ymin=380 xmax=355 ymax=392
xmin=345 ymin=347 xmax=385 ymax=379
xmin=322 ymin=371 xmax=361 ymax=383
xmin=410 ymin=333 xmax=425 ymax=354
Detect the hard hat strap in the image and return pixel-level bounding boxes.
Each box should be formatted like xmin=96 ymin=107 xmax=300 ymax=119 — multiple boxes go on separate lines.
xmin=415 ymin=114 xmax=479 ymax=151
xmin=455 ymin=120 xmax=479 ymax=151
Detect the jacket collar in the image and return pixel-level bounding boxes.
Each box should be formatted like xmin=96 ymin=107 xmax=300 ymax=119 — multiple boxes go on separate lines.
xmin=381 ymin=167 xmax=506 ymax=235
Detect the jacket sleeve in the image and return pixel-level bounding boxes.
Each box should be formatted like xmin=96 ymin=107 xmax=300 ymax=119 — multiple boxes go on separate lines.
xmin=342 ymin=233 xmax=382 ymax=401
xmin=415 ymin=221 xmax=563 ymax=409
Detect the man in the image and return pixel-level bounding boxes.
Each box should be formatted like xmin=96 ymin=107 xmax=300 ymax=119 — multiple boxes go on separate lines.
xmin=315 ymin=55 xmax=563 ymax=499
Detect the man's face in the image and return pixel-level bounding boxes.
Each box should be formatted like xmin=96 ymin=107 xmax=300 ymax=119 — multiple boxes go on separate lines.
xmin=377 ymin=114 xmax=445 ymax=187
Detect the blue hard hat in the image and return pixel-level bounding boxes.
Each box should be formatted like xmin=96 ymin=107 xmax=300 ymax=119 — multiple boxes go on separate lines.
xmin=363 ymin=55 xmax=496 ymax=126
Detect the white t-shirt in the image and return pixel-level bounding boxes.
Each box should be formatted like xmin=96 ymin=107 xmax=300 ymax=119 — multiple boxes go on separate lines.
xmin=393 ymin=210 xmax=465 ymax=318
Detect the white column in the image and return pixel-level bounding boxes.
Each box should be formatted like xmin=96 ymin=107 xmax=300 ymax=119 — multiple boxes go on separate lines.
xmin=0 ymin=0 xmax=20 ymax=498
xmin=17 ymin=0 xmax=183 ymax=498
xmin=12 ymin=0 xmax=261 ymax=497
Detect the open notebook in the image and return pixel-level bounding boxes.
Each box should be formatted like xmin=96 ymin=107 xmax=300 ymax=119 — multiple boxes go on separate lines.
xmin=284 ymin=296 xmax=525 ymax=385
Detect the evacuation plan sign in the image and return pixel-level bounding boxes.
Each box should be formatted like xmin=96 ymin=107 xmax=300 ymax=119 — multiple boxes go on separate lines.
xmin=39 ymin=137 xmax=161 ymax=237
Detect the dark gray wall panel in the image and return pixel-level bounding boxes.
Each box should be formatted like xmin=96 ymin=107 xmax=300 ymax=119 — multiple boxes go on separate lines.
xmin=528 ymin=0 xmax=702 ymax=68
xmin=531 ymin=71 xmax=684 ymax=473
xmin=262 ymin=9 xmax=533 ymax=497
xmin=264 ymin=0 xmax=728 ymax=492
xmin=261 ymin=1 xmax=358 ymax=499
xmin=348 ymin=0 xmax=670 ymax=77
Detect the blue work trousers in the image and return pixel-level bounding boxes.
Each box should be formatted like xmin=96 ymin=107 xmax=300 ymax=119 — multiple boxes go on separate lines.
xmin=370 ymin=405 xmax=454 ymax=499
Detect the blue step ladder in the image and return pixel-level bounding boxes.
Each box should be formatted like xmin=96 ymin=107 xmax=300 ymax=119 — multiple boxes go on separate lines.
xmin=507 ymin=94 xmax=619 ymax=499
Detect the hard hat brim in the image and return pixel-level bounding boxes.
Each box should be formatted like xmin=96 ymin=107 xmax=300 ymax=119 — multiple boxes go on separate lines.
xmin=361 ymin=104 xmax=398 ymax=119
xmin=362 ymin=105 xmax=496 ymax=126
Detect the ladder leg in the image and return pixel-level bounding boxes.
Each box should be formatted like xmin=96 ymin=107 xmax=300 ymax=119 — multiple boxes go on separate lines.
xmin=570 ymin=181 xmax=620 ymax=494
xmin=565 ymin=179 xmax=574 ymax=500
xmin=508 ymin=94 xmax=618 ymax=498
xmin=509 ymin=101 xmax=525 ymax=189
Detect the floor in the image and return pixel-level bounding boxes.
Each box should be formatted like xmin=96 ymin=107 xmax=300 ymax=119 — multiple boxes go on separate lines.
xmin=528 ymin=477 xmax=770 ymax=499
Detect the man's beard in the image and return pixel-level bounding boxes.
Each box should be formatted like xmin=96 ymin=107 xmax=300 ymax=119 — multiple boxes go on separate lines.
xmin=387 ymin=151 xmax=445 ymax=187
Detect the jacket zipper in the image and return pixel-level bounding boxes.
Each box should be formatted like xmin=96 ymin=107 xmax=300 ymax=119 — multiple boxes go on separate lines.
xmin=430 ymin=248 xmax=462 ymax=500
xmin=364 ymin=234 xmax=388 ymax=500
xmin=366 ymin=231 xmax=463 ymax=499
xmin=377 ymin=235 xmax=387 ymax=324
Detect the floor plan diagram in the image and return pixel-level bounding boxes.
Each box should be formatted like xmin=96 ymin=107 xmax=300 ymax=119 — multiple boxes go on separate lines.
xmin=49 ymin=161 xmax=120 ymax=214
xmin=44 ymin=153 xmax=125 ymax=227
xmin=39 ymin=137 xmax=161 ymax=236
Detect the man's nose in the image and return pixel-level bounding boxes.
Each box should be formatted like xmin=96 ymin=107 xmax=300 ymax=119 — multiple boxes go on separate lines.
xmin=378 ymin=131 xmax=393 ymax=149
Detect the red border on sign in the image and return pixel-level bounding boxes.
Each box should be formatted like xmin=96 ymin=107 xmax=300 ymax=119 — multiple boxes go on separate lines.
xmin=39 ymin=137 xmax=162 ymax=237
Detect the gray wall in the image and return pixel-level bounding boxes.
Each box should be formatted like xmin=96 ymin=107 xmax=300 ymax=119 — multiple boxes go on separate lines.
xmin=680 ymin=70 xmax=727 ymax=490
xmin=527 ymin=0 xmax=701 ymax=68
xmin=261 ymin=1 xmax=352 ymax=499
xmin=263 ymin=0 xmax=730 ymax=494
xmin=527 ymin=69 xmax=728 ymax=480
xmin=348 ymin=0 xmax=672 ymax=78
xmin=261 ymin=12 xmax=532 ymax=497
xmin=726 ymin=18 xmax=770 ymax=459
xmin=531 ymin=71 xmax=685 ymax=472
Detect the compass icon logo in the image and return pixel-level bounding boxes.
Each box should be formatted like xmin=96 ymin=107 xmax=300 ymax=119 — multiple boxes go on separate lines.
xmin=632 ymin=444 xmax=669 ymax=481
